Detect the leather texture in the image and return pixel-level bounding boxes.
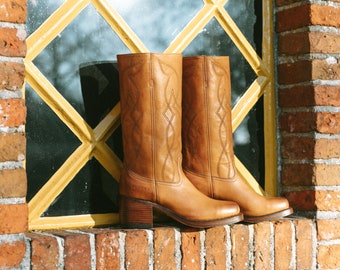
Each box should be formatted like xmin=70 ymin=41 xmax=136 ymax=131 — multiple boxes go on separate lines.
xmin=182 ymin=56 xmax=293 ymax=222
xmin=117 ymin=53 xmax=242 ymax=227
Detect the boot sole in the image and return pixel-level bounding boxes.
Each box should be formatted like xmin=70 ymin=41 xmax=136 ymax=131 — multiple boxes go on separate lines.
xmin=243 ymin=208 xmax=294 ymax=223
xmin=120 ymin=196 xmax=243 ymax=229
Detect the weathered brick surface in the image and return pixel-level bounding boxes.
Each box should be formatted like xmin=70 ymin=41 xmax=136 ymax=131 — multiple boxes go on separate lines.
xmin=0 ymin=132 xmax=25 ymax=162
xmin=316 ymin=190 xmax=340 ymax=211
xmin=53 ymin=231 xmax=91 ymax=270
xmin=280 ymin=111 xmax=316 ymax=133
xmin=0 ymin=98 xmax=26 ymax=127
xmin=0 ymin=28 xmax=26 ymax=57
xmin=278 ymin=61 xmax=312 ymax=85
xmin=0 ymin=240 xmax=26 ymax=268
xmin=205 ymin=226 xmax=227 ymax=269
xmin=279 ymin=32 xmax=340 ymax=55
xmin=125 ymin=229 xmax=150 ymax=270
xmin=294 ymin=219 xmax=314 ymax=270
xmin=0 ymin=62 xmax=25 ymax=90
xmin=0 ymin=203 xmax=27 ymax=234
xmin=317 ymin=218 xmax=340 ymax=241
xmin=153 ymin=227 xmax=177 ymax=270
xmin=276 ymin=4 xmax=311 ymax=32
xmin=279 ymin=85 xmax=340 ymax=107
xmin=281 ymin=163 xmax=314 ymax=186
xmin=317 ymin=244 xmax=340 ymax=269
xmin=274 ymin=220 xmax=293 ymax=270
xmin=281 ymin=136 xmax=315 ymax=160
xmin=254 ymin=222 xmax=272 ymax=270
xmin=26 ymin=233 xmax=60 ymax=270
xmin=231 ymin=224 xmax=250 ymax=270
xmin=0 ymin=168 xmax=27 ymax=198
xmin=181 ymin=229 xmax=201 ymax=270
xmin=94 ymin=229 xmax=120 ymax=270
xmin=0 ymin=0 xmax=27 ymax=23
xmin=284 ymin=190 xmax=316 ymax=211
xmin=281 ymin=112 xmax=340 ymax=134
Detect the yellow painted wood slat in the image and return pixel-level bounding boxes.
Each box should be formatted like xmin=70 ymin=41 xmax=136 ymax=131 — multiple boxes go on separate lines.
xmin=28 ymin=143 xmax=93 ymax=222
xmin=25 ymin=62 xmax=93 ymax=143
xmin=93 ymin=142 xmax=122 ymax=181
xmin=165 ymin=4 xmax=216 ymax=53
xmin=26 ymin=0 xmax=90 ymax=62
xmin=29 ymin=213 xmax=119 ymax=230
xmin=93 ymin=103 xmax=120 ymax=142
xmin=235 ymin=156 xmax=265 ymax=195
xmin=92 ymin=0 xmax=148 ymax=53
xmin=262 ymin=0 xmax=277 ymax=196
xmin=231 ymin=76 xmax=268 ymax=132
xmin=215 ymin=7 xmax=269 ymax=77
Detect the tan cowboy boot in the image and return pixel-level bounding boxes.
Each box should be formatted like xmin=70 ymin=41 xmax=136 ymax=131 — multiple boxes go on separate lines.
xmin=182 ymin=56 xmax=293 ymax=223
xmin=117 ymin=53 xmax=243 ymax=228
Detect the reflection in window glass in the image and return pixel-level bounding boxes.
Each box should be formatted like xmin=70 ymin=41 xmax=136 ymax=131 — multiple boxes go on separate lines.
xmin=26 ymin=0 xmax=264 ymax=216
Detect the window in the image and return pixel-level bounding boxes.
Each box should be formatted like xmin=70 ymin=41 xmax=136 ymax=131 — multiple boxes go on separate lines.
xmin=26 ymin=0 xmax=275 ymax=230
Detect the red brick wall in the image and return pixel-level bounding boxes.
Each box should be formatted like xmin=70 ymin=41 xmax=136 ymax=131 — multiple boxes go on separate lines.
xmin=277 ymin=1 xmax=340 ymax=268
xmin=1 ymin=0 xmax=340 ymax=269
xmin=0 ymin=0 xmax=28 ymax=268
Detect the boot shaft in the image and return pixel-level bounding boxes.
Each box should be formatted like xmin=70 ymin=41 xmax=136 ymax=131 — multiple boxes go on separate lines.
xmin=182 ymin=56 xmax=235 ymax=179
xmin=118 ymin=53 xmax=183 ymax=182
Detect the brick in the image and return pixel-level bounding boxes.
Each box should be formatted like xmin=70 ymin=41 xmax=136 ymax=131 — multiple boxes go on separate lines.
xmin=0 ymin=28 xmax=26 ymax=57
xmin=153 ymin=227 xmax=176 ymax=270
xmin=284 ymin=190 xmax=316 ymax=211
xmin=0 ymin=132 xmax=25 ymax=162
xmin=254 ymin=222 xmax=272 ymax=270
xmin=315 ymin=138 xmax=340 ymax=158
xmin=279 ymin=85 xmax=340 ymax=107
xmin=280 ymin=111 xmax=316 ymax=133
xmin=0 ymin=240 xmax=26 ymax=268
xmin=0 ymin=168 xmax=27 ymax=198
xmin=317 ymin=218 xmax=340 ymax=241
xmin=0 ymin=203 xmax=27 ymax=233
xmin=181 ymin=229 xmax=201 ymax=270
xmin=0 ymin=98 xmax=26 ymax=127
xmin=314 ymin=164 xmax=340 ymax=186
xmin=311 ymin=5 xmax=340 ymax=28
xmin=276 ymin=5 xmax=311 ymax=32
xmin=315 ymin=190 xmax=340 ymax=211
xmin=274 ymin=220 xmax=293 ymax=270
xmin=26 ymin=233 xmax=60 ymax=270
xmin=0 ymin=62 xmax=25 ymax=91
xmin=0 ymin=0 xmax=27 ymax=23
xmin=314 ymin=85 xmax=340 ymax=106
xmin=231 ymin=224 xmax=250 ymax=270
xmin=92 ymin=229 xmax=120 ymax=270
xmin=125 ymin=230 xmax=150 ymax=270
xmin=278 ymin=61 xmax=312 ymax=85
xmin=317 ymin=244 xmax=340 ymax=269
xmin=312 ymin=59 xmax=340 ymax=81
xmin=279 ymin=32 xmax=340 ymax=55
xmin=316 ymin=112 xmax=340 ymax=134
xmin=205 ymin=226 xmax=227 ymax=270
xmin=294 ymin=219 xmax=314 ymax=270
xmin=281 ymin=136 xmax=314 ymax=160
xmin=53 ymin=231 xmax=91 ymax=270
xmin=281 ymin=163 xmax=314 ymax=186
xmin=281 ymin=112 xmax=340 ymax=134
xmin=278 ymin=32 xmax=310 ymax=55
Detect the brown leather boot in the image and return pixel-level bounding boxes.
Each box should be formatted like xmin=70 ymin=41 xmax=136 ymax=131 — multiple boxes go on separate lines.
xmin=182 ymin=56 xmax=293 ymax=223
xmin=117 ymin=53 xmax=243 ymax=228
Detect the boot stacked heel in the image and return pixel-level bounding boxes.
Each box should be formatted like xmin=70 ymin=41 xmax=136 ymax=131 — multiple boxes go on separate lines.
xmin=119 ymin=196 xmax=153 ymax=228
